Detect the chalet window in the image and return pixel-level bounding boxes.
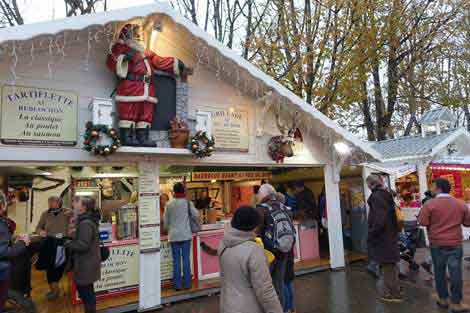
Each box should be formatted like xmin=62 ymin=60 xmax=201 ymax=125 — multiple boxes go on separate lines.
xmin=152 ymin=72 xmax=177 ymax=131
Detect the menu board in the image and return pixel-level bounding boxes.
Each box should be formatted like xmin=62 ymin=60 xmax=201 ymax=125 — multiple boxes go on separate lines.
xmin=138 ymin=162 xmax=160 ymax=252
xmin=1 ymin=84 xmax=78 ymax=146
xmin=140 ymin=225 xmax=160 ymax=252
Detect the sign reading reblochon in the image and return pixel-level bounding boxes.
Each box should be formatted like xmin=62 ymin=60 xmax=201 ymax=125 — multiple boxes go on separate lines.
xmin=1 ymin=85 xmax=78 ymax=146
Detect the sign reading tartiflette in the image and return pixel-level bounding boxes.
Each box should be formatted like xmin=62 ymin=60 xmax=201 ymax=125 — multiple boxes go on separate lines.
xmin=1 ymin=85 xmax=78 ymax=146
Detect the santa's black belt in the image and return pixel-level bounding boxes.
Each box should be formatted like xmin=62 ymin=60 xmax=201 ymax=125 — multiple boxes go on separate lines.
xmin=126 ymin=73 xmax=152 ymax=84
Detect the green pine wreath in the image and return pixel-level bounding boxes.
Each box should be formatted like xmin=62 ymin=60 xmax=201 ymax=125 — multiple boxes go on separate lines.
xmin=83 ymin=121 xmax=121 ymax=156
xmin=189 ymin=131 xmax=215 ymax=158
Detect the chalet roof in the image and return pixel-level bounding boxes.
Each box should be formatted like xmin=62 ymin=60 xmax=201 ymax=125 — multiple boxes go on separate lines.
xmin=421 ymin=108 xmax=457 ymax=125
xmin=0 ymin=2 xmax=381 ymax=161
xmin=371 ymin=128 xmax=470 ymax=162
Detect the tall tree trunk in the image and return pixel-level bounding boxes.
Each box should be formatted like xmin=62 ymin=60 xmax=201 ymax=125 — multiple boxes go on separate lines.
xmin=404 ymin=57 xmax=417 ymax=136
xmin=372 ymin=60 xmax=387 ymax=140
xmin=361 ymin=82 xmax=376 ymax=141
xmin=242 ymin=0 xmax=253 ymax=59
xmin=463 ymin=104 xmax=470 ymax=132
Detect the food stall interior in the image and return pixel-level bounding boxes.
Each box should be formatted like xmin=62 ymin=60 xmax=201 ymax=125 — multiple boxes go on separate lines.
xmin=0 ymin=164 xmax=368 ymax=313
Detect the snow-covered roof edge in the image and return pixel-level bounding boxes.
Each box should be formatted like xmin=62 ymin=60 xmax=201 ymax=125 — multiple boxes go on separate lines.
xmin=0 ymin=2 xmax=381 ymax=160
xmin=378 ymin=128 xmax=470 ymax=163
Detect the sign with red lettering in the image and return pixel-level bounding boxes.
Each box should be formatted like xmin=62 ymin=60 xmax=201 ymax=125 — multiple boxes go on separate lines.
xmin=191 ymin=171 xmax=272 ymax=181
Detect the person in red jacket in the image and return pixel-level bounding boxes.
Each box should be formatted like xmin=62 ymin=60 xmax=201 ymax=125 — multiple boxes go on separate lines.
xmin=106 ymin=23 xmax=192 ymax=146
xmin=418 ymin=178 xmax=470 ymax=313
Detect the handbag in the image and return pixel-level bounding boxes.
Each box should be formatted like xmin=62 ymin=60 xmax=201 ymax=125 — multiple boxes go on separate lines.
xmin=100 ymin=243 xmax=110 ymax=262
xmin=187 ymin=200 xmax=201 ymax=233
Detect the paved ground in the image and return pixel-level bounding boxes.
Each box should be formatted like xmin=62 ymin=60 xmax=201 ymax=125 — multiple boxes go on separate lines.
xmin=159 ymin=246 xmax=470 ymax=313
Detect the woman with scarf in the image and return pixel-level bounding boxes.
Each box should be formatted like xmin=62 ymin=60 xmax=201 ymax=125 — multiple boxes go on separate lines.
xmin=36 ymin=195 xmax=70 ymax=300
xmin=0 ymin=191 xmax=30 ymax=311
xmin=65 ymin=196 xmax=101 ymax=313
xmin=164 ymin=183 xmax=199 ymax=290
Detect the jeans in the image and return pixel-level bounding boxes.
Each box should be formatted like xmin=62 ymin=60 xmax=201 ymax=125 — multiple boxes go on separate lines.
xmin=171 ymin=240 xmax=192 ymax=290
xmin=381 ymin=263 xmax=400 ymax=297
xmin=283 ymin=281 xmax=294 ymax=312
xmin=430 ymin=245 xmax=463 ymax=304
xmin=270 ymin=255 xmax=287 ymax=308
xmin=77 ymin=284 xmax=96 ymax=313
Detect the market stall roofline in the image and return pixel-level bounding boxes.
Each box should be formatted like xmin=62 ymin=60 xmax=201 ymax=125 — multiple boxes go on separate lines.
xmin=372 ymin=128 xmax=470 ymax=163
xmin=0 ymin=2 xmax=381 ymax=162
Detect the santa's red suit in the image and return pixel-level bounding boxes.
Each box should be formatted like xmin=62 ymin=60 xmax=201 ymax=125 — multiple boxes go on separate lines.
xmin=106 ymin=38 xmax=184 ymax=130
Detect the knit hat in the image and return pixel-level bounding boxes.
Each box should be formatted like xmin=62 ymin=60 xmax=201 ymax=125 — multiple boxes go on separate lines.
xmin=231 ymin=206 xmax=260 ymax=231
xmin=257 ymin=183 xmax=276 ymax=203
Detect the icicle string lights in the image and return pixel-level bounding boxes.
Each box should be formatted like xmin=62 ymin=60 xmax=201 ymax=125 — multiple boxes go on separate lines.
xmin=10 ymin=41 xmax=17 ymax=82
xmin=1 ymin=22 xmax=271 ymax=102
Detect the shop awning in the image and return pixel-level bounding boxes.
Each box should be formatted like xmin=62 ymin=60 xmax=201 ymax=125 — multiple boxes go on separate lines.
xmin=0 ymin=2 xmax=381 ymax=163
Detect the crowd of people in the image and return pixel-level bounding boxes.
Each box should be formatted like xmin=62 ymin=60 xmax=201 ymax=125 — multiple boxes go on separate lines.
xmin=366 ymin=174 xmax=470 ymax=312
xmin=165 ymin=182 xmax=303 ymax=313
xmin=0 ymin=174 xmax=469 ymax=313
xmin=0 ymin=193 xmax=102 ymax=313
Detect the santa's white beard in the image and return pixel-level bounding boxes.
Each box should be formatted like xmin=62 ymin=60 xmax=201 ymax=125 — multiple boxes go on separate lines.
xmin=126 ymin=39 xmax=145 ymax=52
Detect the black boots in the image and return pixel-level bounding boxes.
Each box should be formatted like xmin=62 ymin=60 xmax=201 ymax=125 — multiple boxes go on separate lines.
xmin=119 ymin=127 xmax=139 ymax=146
xmin=119 ymin=127 xmax=156 ymax=147
xmin=135 ymin=126 xmax=156 ymax=147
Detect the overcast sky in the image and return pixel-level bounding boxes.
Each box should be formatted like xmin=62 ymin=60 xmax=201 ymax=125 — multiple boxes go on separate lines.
xmin=21 ymin=0 xmax=157 ymax=24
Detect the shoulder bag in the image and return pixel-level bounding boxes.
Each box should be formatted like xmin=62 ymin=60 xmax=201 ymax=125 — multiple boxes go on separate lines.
xmin=187 ymin=200 xmax=201 ymax=233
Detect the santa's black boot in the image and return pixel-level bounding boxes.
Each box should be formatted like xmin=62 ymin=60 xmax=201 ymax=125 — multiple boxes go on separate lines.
xmin=119 ymin=127 xmax=139 ymax=146
xmin=136 ymin=126 xmax=156 ymax=147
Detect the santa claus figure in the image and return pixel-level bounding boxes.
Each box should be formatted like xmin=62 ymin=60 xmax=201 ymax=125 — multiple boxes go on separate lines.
xmin=106 ymin=23 xmax=192 ymax=147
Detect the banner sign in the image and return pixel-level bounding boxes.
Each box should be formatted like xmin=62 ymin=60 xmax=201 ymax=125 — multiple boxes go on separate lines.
xmin=94 ymin=243 xmax=139 ymax=293
xmin=191 ymin=171 xmax=272 ymax=181
xmin=1 ymin=85 xmax=78 ymax=146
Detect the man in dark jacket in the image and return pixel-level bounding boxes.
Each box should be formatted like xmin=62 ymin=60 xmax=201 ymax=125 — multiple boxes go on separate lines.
xmin=366 ymin=174 xmax=402 ymax=303
xmin=293 ymin=181 xmax=319 ymax=226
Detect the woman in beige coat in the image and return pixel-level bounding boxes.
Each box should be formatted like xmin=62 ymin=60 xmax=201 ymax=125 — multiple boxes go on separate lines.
xmin=218 ymin=206 xmax=282 ymax=313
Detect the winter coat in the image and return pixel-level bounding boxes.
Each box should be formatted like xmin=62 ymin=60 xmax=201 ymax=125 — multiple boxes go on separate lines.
xmin=65 ymin=211 xmax=101 ymax=286
xmin=0 ymin=217 xmax=26 ymax=280
xmin=36 ymin=208 xmax=69 ymax=236
xmin=164 ymin=198 xmax=198 ymax=242
xmin=367 ymin=188 xmax=400 ymax=264
xmin=218 ymin=227 xmax=283 ymax=313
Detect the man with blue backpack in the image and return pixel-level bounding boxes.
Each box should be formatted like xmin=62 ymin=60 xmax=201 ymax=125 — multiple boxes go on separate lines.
xmin=256 ymin=184 xmax=296 ymax=310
